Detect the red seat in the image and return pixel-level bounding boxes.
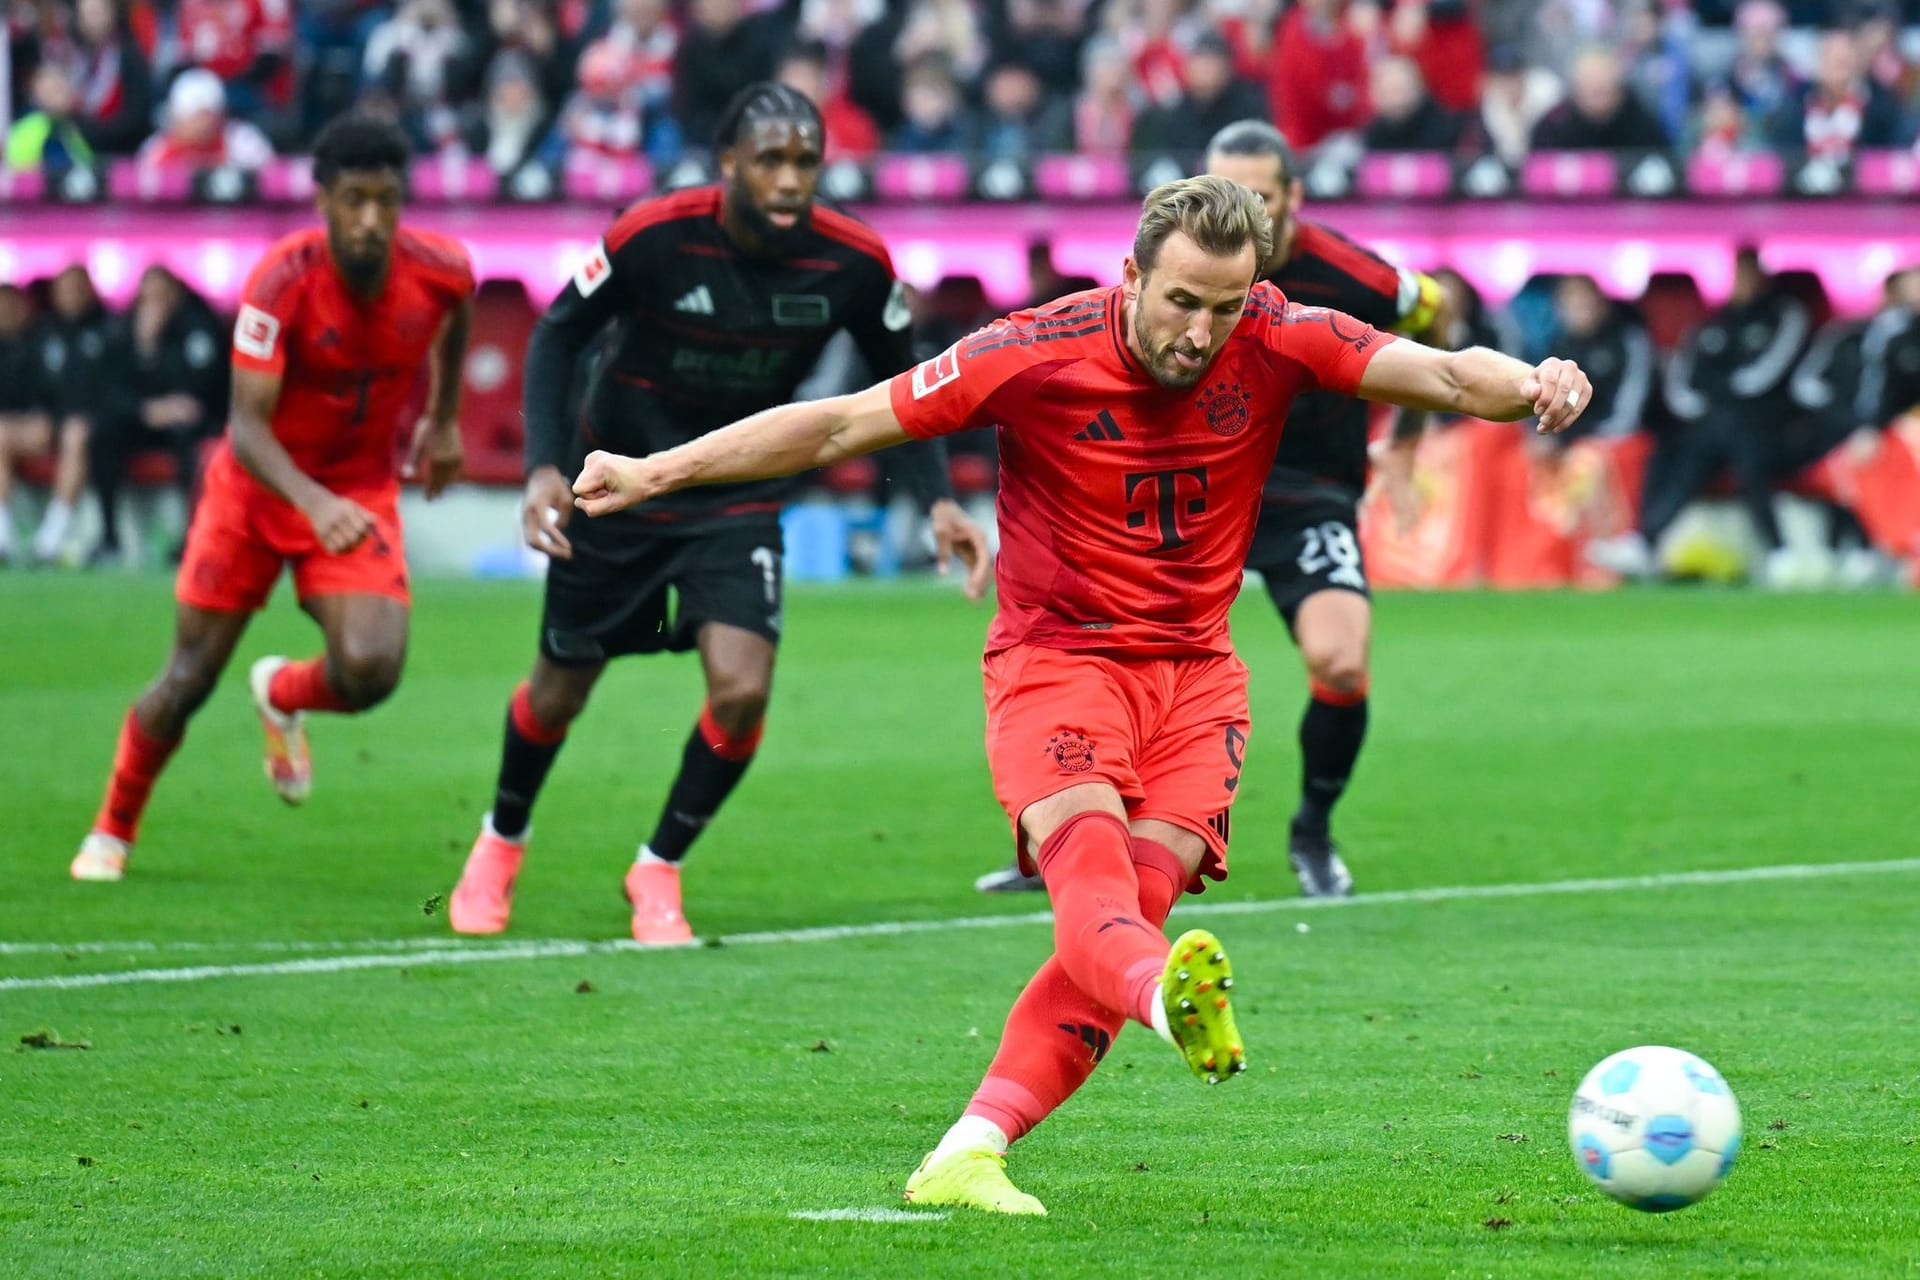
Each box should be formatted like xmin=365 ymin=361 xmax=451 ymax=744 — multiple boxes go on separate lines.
xmin=821 ymin=457 xmax=879 ymax=494
xmin=455 ymin=280 xmax=537 ymax=485
xmin=1637 ymin=274 xmax=1707 ymax=353
xmin=949 ymin=453 xmax=995 ymax=495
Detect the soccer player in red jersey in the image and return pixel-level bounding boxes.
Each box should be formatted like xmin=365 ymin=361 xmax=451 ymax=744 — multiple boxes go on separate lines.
xmin=70 ymin=115 xmax=474 ymax=883
xmin=571 ymin=177 xmax=1592 ymax=1212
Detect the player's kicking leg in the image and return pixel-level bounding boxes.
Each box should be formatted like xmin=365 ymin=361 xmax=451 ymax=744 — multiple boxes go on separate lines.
xmin=624 ymin=621 xmax=773 ymax=945
xmin=248 ymin=593 xmax=409 ymax=804
xmin=448 ymin=653 xmax=603 ymax=935
xmin=906 ymin=796 xmax=1246 ymax=1216
xmin=1284 ymin=589 xmax=1368 ymax=898
xmin=73 ymin=603 xmax=253 ymax=880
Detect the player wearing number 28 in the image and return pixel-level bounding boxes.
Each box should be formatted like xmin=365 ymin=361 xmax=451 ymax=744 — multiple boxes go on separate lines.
xmin=569 ymin=175 xmax=1592 ymax=1213
xmin=70 ymin=114 xmax=474 ymax=884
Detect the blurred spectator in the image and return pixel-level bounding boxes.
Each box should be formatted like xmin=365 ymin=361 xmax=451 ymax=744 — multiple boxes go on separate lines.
xmin=895 ymin=0 xmax=989 ymax=85
xmin=464 ymin=50 xmax=552 ymax=175
xmin=1545 ymin=274 xmax=1653 ymax=442
xmin=48 ymin=0 xmax=154 ymax=155
xmin=1529 ymin=45 xmax=1671 ymax=150
xmin=89 ymin=266 xmax=226 ymax=565
xmin=1854 ymin=267 xmax=1920 ymax=444
xmin=363 ymin=0 xmax=473 ymax=151
xmin=1727 ymin=0 xmax=1799 ymax=122
xmin=1475 ymin=42 xmax=1562 ymax=165
xmin=136 ymin=69 xmax=274 ymax=172
xmin=675 ymin=0 xmax=786 ymax=148
xmin=7 ymin=265 xmax=108 ymax=565
xmin=586 ymin=0 xmax=679 ymax=119
xmin=1022 ymin=237 xmax=1099 ymax=308
xmin=1854 ymin=1 xmax=1920 ymax=117
xmin=555 ymin=39 xmax=644 ymax=158
xmin=1617 ymin=0 xmax=1692 ymax=141
xmin=1387 ymin=0 xmax=1486 ymax=115
xmin=1688 ymin=78 xmax=1769 ymax=156
xmin=1769 ymin=28 xmax=1906 ymax=159
xmin=1777 ymin=269 xmax=1916 ymax=581
xmin=976 ymin=59 xmax=1071 ymax=160
xmin=988 ymin=0 xmax=1093 ymax=93
xmin=1115 ymin=0 xmax=1197 ymax=109
xmin=1270 ymin=0 xmax=1371 ymax=151
xmin=776 ymin=40 xmax=880 ymax=160
xmin=0 ymin=282 xmax=52 ymax=566
xmin=795 ymin=0 xmax=906 ymax=133
xmin=1130 ymin=30 xmax=1267 ymax=153
xmin=1071 ymin=35 xmax=1136 ymax=158
xmin=1591 ymin=248 xmax=1810 ymax=583
xmin=297 ymin=2 xmax=392 ymax=137
xmin=576 ymin=0 xmax=682 ymax=158
xmin=484 ymin=0 xmax=585 ymax=115
xmin=4 ymin=61 xmax=95 ymax=172
xmin=1431 ymin=265 xmax=1524 ymax=355
xmin=167 ymin=0 xmax=294 ymax=123
xmin=1362 ymin=52 xmax=1469 ymax=151
xmin=890 ymin=52 xmax=976 ymax=153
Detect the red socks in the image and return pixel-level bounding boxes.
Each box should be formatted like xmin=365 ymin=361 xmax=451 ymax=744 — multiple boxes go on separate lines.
xmin=1308 ymin=675 xmax=1369 ymax=707
xmin=1035 ymin=812 xmax=1169 ymax=1027
xmin=509 ymin=680 xmax=567 ymax=746
xmin=964 ymin=830 xmax=1187 ymax=1143
xmin=696 ymin=700 xmax=763 ymax=761
xmin=92 ymin=710 xmax=181 ymax=843
xmin=268 ymin=657 xmax=355 ymax=715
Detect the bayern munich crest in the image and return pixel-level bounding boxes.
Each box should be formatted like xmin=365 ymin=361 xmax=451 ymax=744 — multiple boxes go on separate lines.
xmin=1048 ymin=730 xmax=1096 ymax=772
xmin=1200 ymin=381 xmax=1251 ymax=438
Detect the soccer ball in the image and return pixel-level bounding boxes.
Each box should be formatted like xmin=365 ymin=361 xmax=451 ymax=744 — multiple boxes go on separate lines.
xmin=1568 ymin=1045 xmax=1741 ymax=1212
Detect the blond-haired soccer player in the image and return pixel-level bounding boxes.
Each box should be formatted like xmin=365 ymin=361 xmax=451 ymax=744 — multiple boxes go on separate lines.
xmin=571 ymin=177 xmax=1591 ymax=1213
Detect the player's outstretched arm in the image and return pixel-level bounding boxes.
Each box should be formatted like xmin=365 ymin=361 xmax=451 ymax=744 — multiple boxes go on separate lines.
xmin=572 ymin=380 xmax=910 ymax=517
xmin=1356 ymin=342 xmax=1593 ymax=435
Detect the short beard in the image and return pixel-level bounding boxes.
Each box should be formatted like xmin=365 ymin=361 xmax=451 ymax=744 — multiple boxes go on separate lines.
xmin=731 ymin=180 xmax=811 ymax=256
xmin=1133 ymin=304 xmax=1206 ymax=390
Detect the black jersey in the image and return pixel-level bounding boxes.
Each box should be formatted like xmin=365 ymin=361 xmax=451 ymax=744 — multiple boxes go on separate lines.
xmin=523 ymin=184 xmax=945 ymax=526
xmin=1263 ymin=221 xmax=1435 ymax=503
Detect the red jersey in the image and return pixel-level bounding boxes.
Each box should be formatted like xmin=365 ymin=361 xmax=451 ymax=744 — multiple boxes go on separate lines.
xmin=890 ymin=285 xmax=1394 ymax=660
xmin=226 ymin=227 xmax=474 ymax=496
xmin=172 ymin=0 xmax=293 ymax=95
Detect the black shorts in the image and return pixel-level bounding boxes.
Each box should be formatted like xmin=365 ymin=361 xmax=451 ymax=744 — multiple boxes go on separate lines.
xmin=540 ymin=515 xmax=785 ymax=666
xmin=1245 ymin=499 xmax=1371 ymax=634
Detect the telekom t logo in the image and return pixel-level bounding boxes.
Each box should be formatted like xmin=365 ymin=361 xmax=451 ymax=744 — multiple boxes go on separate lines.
xmin=1124 ymin=467 xmax=1210 ymax=552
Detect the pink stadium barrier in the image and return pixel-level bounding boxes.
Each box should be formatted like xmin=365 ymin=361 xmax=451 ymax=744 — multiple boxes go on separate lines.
xmin=4 ymin=201 xmax=1920 ymax=312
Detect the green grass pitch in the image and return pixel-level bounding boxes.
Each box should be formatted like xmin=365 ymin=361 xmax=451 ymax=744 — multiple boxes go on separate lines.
xmin=3 ymin=575 xmax=1918 ymax=1277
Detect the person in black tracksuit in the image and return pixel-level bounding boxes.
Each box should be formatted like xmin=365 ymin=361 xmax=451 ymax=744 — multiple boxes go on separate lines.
xmin=448 ymin=84 xmax=987 ymax=944
xmin=1591 ymin=248 xmax=1810 ymax=583
xmin=89 ymin=266 xmax=229 ymax=563
xmin=0 ymin=284 xmax=54 ymax=565
xmin=1543 ymin=274 xmax=1653 ymax=447
xmin=2 ymin=266 xmax=110 ymax=564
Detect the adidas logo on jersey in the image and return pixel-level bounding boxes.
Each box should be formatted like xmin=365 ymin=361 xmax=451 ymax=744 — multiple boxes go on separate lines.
xmin=1072 ymin=409 xmax=1124 ymax=442
xmin=674 ymin=285 xmax=716 ymax=315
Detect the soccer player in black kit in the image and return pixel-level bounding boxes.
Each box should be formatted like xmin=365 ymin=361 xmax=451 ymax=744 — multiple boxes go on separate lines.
xmin=451 ymin=84 xmax=990 ymax=943
xmin=972 ymin=120 xmax=1449 ymax=900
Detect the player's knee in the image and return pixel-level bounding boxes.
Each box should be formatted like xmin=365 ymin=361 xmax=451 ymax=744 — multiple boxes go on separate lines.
xmin=706 ymin=683 xmax=769 ymax=738
xmin=1303 ymin=646 xmax=1368 ymax=697
xmin=331 ymin=645 xmax=404 ymax=709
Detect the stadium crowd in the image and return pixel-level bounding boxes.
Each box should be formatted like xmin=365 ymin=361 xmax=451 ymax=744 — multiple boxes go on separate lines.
xmin=5 ymin=0 xmax=1920 ymax=174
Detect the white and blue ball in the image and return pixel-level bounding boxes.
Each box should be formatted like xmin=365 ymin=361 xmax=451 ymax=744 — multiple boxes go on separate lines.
xmin=1568 ymin=1045 xmax=1741 ymax=1212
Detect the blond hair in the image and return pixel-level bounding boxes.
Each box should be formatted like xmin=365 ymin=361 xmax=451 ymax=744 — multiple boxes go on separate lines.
xmin=1132 ymin=175 xmax=1273 ymax=277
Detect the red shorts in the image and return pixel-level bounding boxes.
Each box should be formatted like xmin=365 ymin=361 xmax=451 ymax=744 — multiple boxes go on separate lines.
xmin=176 ymin=456 xmax=409 ymax=614
xmin=983 ymin=644 xmax=1251 ymax=891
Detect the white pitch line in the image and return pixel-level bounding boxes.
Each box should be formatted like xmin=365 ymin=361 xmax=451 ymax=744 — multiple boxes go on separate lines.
xmin=789 ymin=1208 xmax=949 ymax=1223
xmin=3 ymin=856 xmax=1918 ymax=993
